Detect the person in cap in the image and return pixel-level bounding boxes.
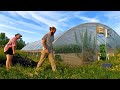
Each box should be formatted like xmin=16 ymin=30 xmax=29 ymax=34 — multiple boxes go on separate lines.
xmin=36 ymin=27 xmax=57 ymax=72
xmin=4 ymin=33 xmax=22 ymax=71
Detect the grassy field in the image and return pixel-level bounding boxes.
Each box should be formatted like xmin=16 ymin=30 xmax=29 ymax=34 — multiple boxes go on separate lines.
xmin=1 ymin=48 xmax=120 ymax=79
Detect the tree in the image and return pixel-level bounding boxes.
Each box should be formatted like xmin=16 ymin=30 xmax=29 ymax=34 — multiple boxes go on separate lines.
xmin=0 ymin=33 xmax=5 ymax=40
xmin=0 ymin=33 xmax=9 ymax=47
xmin=16 ymin=38 xmax=26 ymax=50
xmin=100 ymin=44 xmax=106 ymax=60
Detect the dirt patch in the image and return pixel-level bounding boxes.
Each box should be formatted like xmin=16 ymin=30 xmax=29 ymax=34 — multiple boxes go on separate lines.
xmin=0 ymin=55 xmax=37 ymax=67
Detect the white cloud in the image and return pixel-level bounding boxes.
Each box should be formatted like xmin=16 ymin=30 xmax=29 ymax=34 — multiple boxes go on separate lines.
xmin=75 ymin=15 xmax=100 ymax=22
xmin=15 ymin=11 xmax=83 ymax=30
xmin=15 ymin=11 xmax=30 ymax=19
xmin=58 ymin=16 xmax=72 ymax=22
xmin=0 ymin=13 xmax=48 ymax=34
xmin=104 ymin=11 xmax=120 ymax=20
xmin=0 ymin=24 xmax=37 ymax=34
xmin=103 ymin=11 xmax=120 ymax=35
xmin=27 ymin=11 xmax=58 ymax=27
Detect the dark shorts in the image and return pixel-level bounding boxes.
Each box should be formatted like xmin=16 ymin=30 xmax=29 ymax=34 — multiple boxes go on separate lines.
xmin=4 ymin=47 xmax=13 ymax=55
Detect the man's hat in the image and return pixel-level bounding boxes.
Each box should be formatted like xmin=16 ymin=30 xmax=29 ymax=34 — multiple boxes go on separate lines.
xmin=50 ymin=26 xmax=56 ymax=30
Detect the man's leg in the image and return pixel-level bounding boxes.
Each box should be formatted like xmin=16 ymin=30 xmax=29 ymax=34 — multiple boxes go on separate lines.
xmin=36 ymin=51 xmax=47 ymax=68
xmin=48 ymin=53 xmax=56 ymax=71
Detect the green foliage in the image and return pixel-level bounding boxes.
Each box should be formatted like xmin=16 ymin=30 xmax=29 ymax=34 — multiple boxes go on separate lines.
xmin=116 ymin=48 xmax=120 ymax=54
xmin=82 ymin=29 xmax=95 ymax=52
xmin=0 ymin=48 xmax=6 ymax=61
xmin=2 ymin=46 xmax=120 ymax=78
xmin=0 ymin=33 xmax=5 ymax=40
xmin=1 ymin=49 xmax=120 ymax=79
xmin=16 ymin=38 xmax=26 ymax=50
xmin=0 ymin=39 xmax=9 ymax=47
xmin=54 ymin=44 xmax=82 ymax=53
xmin=100 ymin=44 xmax=106 ymax=60
xmin=55 ymin=55 xmax=63 ymax=61
xmin=0 ymin=33 xmax=9 ymax=47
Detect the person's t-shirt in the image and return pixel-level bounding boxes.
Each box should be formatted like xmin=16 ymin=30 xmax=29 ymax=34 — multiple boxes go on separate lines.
xmin=4 ymin=36 xmax=17 ymax=52
xmin=42 ymin=33 xmax=54 ymax=53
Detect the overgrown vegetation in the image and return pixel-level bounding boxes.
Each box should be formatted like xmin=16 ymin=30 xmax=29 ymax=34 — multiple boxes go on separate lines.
xmin=1 ymin=47 xmax=120 ymax=79
xmin=0 ymin=47 xmax=6 ymax=62
xmin=54 ymin=44 xmax=82 ymax=53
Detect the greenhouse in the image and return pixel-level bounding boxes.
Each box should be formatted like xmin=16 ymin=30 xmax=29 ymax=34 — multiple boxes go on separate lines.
xmin=21 ymin=40 xmax=42 ymax=52
xmin=21 ymin=23 xmax=120 ymax=66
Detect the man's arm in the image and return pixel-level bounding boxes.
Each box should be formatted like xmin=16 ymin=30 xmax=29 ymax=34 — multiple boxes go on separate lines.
xmin=42 ymin=39 xmax=49 ymax=53
xmin=42 ymin=34 xmax=49 ymax=53
xmin=42 ymin=39 xmax=47 ymax=50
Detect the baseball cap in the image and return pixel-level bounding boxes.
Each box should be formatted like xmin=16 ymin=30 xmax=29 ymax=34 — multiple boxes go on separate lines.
xmin=15 ymin=33 xmax=22 ymax=37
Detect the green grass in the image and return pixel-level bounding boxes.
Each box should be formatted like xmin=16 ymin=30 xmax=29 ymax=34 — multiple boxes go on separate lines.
xmin=1 ymin=48 xmax=120 ymax=79
xmin=0 ymin=48 xmax=6 ymax=61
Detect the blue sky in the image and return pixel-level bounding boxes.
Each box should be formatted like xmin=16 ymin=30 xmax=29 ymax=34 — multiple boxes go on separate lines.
xmin=0 ymin=11 xmax=120 ymax=43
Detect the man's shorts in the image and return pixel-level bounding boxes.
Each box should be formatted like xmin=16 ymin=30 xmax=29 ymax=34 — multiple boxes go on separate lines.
xmin=4 ymin=47 xmax=13 ymax=55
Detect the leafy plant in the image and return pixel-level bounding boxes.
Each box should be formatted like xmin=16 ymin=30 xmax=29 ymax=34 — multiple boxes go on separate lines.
xmin=100 ymin=44 xmax=106 ymax=60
